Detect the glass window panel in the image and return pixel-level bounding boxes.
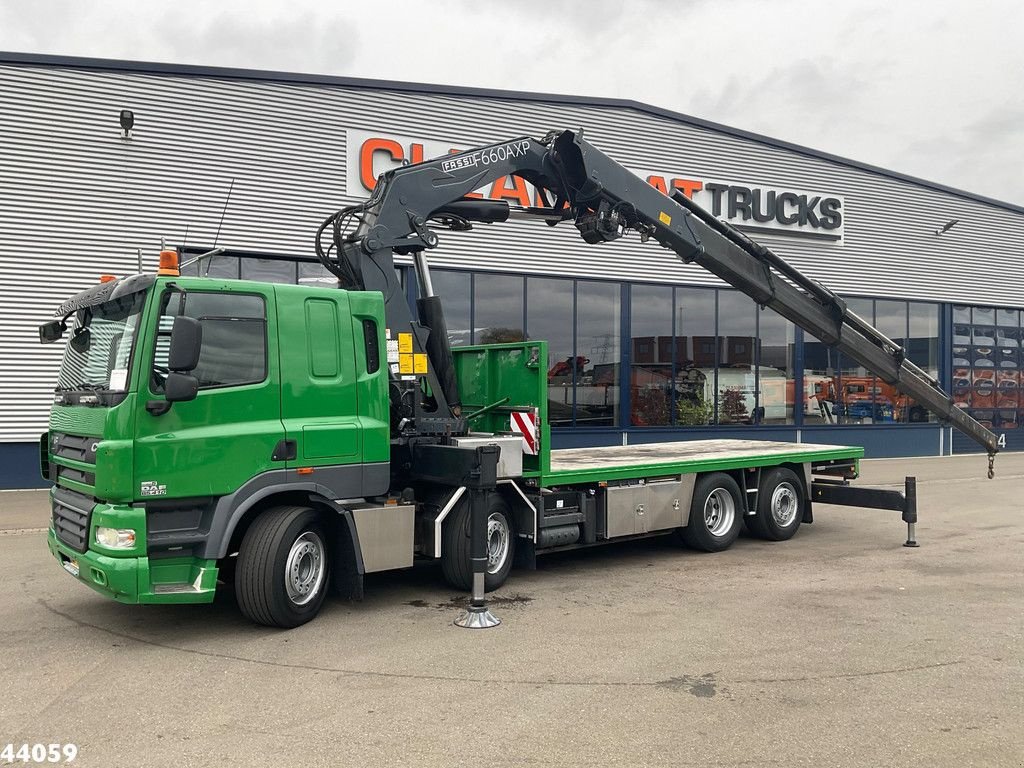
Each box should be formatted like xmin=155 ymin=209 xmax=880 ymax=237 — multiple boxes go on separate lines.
xmin=803 ymin=328 xmax=836 ymax=425
xmin=527 ymin=277 xmax=574 ymax=426
xmin=973 ymin=306 xmax=995 ymax=326
xmin=717 ymin=291 xmax=757 ymax=425
xmin=757 ymin=310 xmax=795 ymax=425
xmin=995 ymin=311 xmax=1019 ymax=351
xmin=576 ymin=281 xmax=620 ymax=427
xmin=200 ymin=255 xmax=240 ymax=279
xmin=869 ymin=300 xmax=906 ymax=422
xmin=432 ymin=270 xmax=471 ymax=347
xmin=241 ymin=258 xmax=296 ymax=285
xmin=906 ymin=302 xmax=940 ymax=422
xmin=908 ymin=302 xmax=939 ymax=368
xmin=839 ymin=298 xmax=878 ymax=424
xmin=675 ymin=287 xmax=715 ymax=426
xmin=950 ymin=304 xmax=1003 ymax=429
xmin=874 ymin=300 xmax=906 ymax=344
xmin=952 ymin=305 xmax=971 ymax=324
xmin=473 ymin=273 xmax=524 ymax=344
xmin=298 ymin=261 xmax=338 ymax=287
xmin=153 ymin=292 xmax=266 ymax=392
xmin=997 ymin=308 xmax=1018 ymax=327
xmin=630 ymin=285 xmax=673 ymax=426
xmin=802 ymin=302 xmax=878 ymax=424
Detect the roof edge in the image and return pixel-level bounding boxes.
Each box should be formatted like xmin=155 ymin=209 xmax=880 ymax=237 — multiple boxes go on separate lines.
xmin=1 ymin=51 xmax=1022 ymax=216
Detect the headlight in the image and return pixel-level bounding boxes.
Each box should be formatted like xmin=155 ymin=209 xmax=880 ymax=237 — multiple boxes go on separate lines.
xmin=95 ymin=527 xmax=136 ymax=549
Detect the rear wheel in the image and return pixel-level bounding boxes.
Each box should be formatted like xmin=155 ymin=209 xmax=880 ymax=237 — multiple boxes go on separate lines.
xmin=235 ymin=505 xmax=330 ymax=628
xmin=680 ymin=473 xmax=743 ymax=552
xmin=442 ymin=496 xmax=515 ymax=592
xmin=745 ymin=467 xmax=804 ymax=541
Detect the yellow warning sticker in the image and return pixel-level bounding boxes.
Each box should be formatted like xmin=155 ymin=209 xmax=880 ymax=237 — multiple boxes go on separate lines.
xmin=414 ymin=353 xmax=428 ymax=374
xmin=398 ymin=354 xmax=414 ymax=374
xmin=398 ymin=333 xmax=413 ymax=353
xmin=658 ymin=211 xmax=672 ymax=226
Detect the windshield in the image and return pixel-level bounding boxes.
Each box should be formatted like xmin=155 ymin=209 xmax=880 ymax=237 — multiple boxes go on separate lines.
xmin=56 ymin=292 xmax=145 ymax=392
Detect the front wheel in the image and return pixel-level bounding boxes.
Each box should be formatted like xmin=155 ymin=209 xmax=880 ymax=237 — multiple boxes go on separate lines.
xmin=441 ymin=496 xmax=515 ymax=592
xmin=679 ymin=473 xmax=743 ymax=552
xmin=235 ymin=505 xmax=330 ymax=628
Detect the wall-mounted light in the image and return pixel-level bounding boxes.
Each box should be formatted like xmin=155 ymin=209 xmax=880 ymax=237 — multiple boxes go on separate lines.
xmin=935 ymin=219 xmax=960 ymax=236
xmin=119 ymin=109 xmax=134 ymax=139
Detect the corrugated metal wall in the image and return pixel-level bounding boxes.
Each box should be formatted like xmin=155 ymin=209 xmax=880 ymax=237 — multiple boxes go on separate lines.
xmin=2 ymin=59 xmax=1023 ymax=442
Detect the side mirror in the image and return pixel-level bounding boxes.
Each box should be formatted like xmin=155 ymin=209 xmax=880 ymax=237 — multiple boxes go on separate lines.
xmin=164 ymin=372 xmax=199 ymax=403
xmin=39 ymin=320 xmax=66 ymax=344
xmin=168 ymin=316 xmax=202 ymax=372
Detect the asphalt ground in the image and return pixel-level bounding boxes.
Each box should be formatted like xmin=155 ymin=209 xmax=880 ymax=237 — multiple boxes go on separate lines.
xmin=0 ymin=453 xmax=1021 ymax=767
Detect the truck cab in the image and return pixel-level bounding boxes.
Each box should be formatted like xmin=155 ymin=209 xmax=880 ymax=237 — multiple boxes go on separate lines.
xmin=43 ymin=271 xmax=392 ymax=619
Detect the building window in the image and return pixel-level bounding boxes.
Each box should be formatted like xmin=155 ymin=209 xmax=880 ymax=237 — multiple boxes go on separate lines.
xmin=527 ymin=277 xmax=574 ymax=426
xmin=474 ymin=273 xmax=525 ymax=343
xmin=716 ymin=291 xmax=757 ymax=425
xmin=952 ymin=303 xmax=1017 ymax=432
xmin=180 ymin=254 xmax=240 ymax=279
xmin=805 ymin=298 xmax=939 ymax=426
xmin=241 ymin=258 xmax=296 ymax=284
xmin=575 ymin=281 xmax=620 ymax=427
xmin=758 ymin=309 xmax=796 ymax=425
xmin=805 ymin=298 xmax=871 ymax=425
xmin=432 ymin=270 xmax=472 ymax=347
xmin=676 ymin=287 xmax=716 ymax=426
xmin=298 ymin=261 xmax=338 ymax=286
xmin=630 ymin=285 xmax=673 ymax=426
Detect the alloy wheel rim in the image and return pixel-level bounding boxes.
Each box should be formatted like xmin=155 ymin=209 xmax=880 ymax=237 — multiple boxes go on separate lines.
xmin=704 ymin=488 xmax=736 ymax=537
xmin=486 ymin=513 xmax=510 ymax=574
xmin=770 ymin=482 xmax=799 ymax=527
xmin=285 ymin=531 xmax=325 ymax=606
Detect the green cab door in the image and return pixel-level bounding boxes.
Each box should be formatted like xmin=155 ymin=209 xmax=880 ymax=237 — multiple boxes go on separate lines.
xmin=133 ymin=283 xmax=284 ymax=500
xmin=274 ymin=285 xmax=390 ymax=495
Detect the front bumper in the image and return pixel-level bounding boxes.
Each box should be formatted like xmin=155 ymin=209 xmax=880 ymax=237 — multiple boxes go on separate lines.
xmin=47 ymin=528 xmax=218 ymax=605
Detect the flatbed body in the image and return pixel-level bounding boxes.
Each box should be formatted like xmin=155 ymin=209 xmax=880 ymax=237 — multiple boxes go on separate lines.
xmin=544 ymin=440 xmax=863 ymax=486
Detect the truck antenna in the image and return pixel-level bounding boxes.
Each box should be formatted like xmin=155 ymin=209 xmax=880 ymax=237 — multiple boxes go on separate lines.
xmin=212 ymin=178 xmax=235 ymax=249
xmin=204 ymin=178 xmax=235 ymax=276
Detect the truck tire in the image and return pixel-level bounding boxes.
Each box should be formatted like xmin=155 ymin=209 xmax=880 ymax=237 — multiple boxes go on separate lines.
xmin=235 ymin=505 xmax=330 ymax=628
xmin=680 ymin=473 xmax=743 ymax=552
xmin=441 ymin=496 xmax=514 ymax=592
xmin=745 ymin=467 xmax=804 ymax=541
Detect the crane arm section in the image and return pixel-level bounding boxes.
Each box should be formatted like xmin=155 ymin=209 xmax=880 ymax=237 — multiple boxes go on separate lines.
xmin=316 ymin=129 xmax=998 ymax=465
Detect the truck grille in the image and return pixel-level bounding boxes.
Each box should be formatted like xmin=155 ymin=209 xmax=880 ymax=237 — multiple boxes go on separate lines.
xmin=55 ymin=464 xmax=96 ymax=488
xmin=52 ymin=487 xmax=94 ymax=553
xmin=50 ymin=432 xmax=98 ymax=466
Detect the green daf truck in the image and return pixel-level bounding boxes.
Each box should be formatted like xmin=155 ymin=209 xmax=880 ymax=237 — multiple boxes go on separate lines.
xmin=38 ymin=130 xmax=997 ymax=628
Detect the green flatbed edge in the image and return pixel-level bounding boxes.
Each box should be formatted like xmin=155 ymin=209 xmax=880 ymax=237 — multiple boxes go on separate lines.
xmin=539 ymin=439 xmax=863 ymax=486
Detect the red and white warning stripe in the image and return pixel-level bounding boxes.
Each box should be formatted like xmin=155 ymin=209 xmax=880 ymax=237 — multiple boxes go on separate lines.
xmin=510 ymin=410 xmax=539 ymax=455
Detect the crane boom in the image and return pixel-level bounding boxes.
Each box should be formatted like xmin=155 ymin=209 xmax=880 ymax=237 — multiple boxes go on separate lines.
xmin=315 ymin=129 xmax=998 ymax=467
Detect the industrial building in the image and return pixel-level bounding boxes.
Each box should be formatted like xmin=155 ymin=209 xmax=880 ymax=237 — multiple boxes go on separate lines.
xmin=2 ymin=52 xmax=1023 ymax=489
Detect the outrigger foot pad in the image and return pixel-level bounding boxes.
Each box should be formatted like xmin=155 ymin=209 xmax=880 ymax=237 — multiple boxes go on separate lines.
xmin=455 ymin=603 xmax=501 ymax=629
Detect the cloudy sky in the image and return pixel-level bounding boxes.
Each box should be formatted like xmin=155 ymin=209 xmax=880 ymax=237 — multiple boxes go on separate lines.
xmin=1 ymin=0 xmax=1021 ymax=204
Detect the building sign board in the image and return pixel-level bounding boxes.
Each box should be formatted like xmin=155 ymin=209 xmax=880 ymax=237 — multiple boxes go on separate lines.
xmin=345 ymin=129 xmax=844 ymax=243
